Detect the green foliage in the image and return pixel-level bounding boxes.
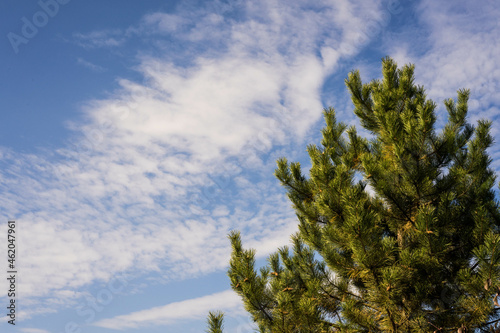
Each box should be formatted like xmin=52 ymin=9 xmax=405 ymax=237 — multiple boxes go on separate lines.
xmin=207 ymin=57 xmax=500 ymax=332
xmin=206 ymin=311 xmax=224 ymax=333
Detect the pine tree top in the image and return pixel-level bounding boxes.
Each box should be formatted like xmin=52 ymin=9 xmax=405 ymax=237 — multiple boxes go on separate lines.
xmin=208 ymin=57 xmax=500 ymax=333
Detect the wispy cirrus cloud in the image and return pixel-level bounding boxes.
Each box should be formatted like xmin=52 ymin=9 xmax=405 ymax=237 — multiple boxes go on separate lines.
xmin=73 ymin=29 xmax=126 ymax=49
xmin=19 ymin=329 xmax=52 ymax=333
xmin=93 ymin=289 xmax=241 ymax=330
xmin=77 ymin=57 xmax=107 ymax=72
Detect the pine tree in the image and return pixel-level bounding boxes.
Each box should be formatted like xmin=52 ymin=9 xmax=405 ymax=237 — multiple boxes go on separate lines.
xmin=207 ymin=57 xmax=500 ymax=332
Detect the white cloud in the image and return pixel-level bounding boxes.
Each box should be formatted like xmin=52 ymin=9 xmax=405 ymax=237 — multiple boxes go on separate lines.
xmin=77 ymin=58 xmax=106 ymax=72
xmin=93 ymin=289 xmax=241 ymax=330
xmin=73 ymin=30 xmax=126 ymax=48
xmin=19 ymin=329 xmax=52 ymax=333
xmin=390 ymin=1 xmax=500 ymax=109
xmin=142 ymin=13 xmax=188 ymax=33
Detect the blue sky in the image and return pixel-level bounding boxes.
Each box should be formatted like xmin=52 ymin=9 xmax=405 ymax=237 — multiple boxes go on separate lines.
xmin=0 ymin=0 xmax=499 ymax=332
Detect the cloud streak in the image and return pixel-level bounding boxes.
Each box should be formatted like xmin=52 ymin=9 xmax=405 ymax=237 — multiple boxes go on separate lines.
xmin=93 ymin=289 xmax=242 ymax=330
xmin=77 ymin=58 xmax=107 ymax=72
xmin=19 ymin=329 xmax=52 ymax=333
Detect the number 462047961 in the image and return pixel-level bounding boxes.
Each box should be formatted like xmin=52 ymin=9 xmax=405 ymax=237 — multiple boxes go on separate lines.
xmin=7 ymin=221 xmax=16 ymax=270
